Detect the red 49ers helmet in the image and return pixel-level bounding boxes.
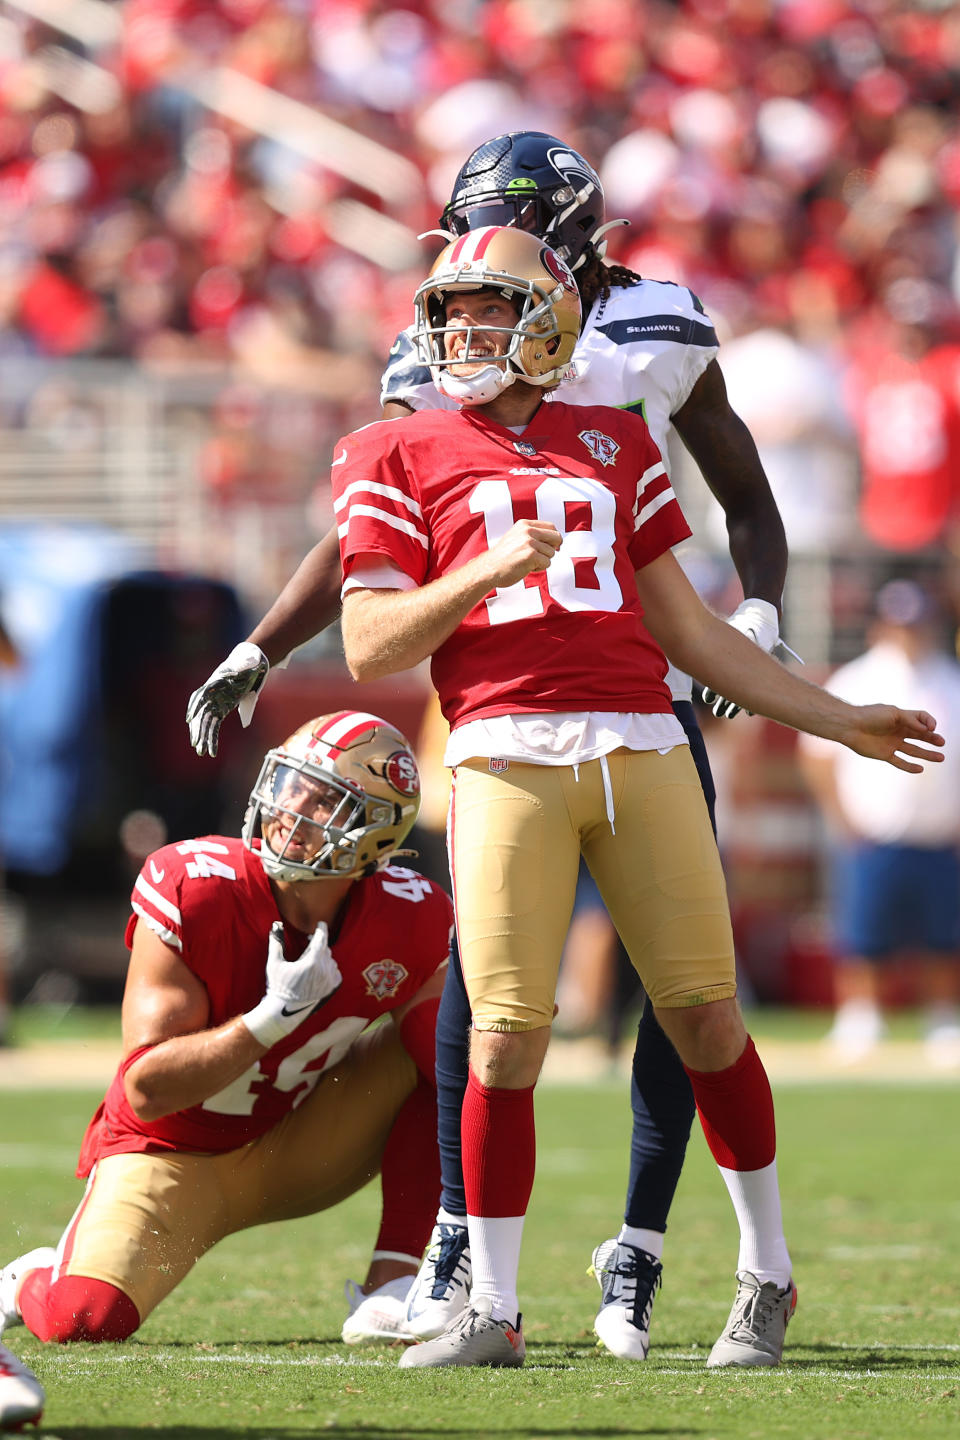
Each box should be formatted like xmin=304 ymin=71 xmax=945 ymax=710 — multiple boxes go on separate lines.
xmin=244 ymin=711 xmax=421 ymax=882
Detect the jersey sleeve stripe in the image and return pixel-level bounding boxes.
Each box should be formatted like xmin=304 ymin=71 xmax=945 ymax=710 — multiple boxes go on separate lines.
xmin=134 ymin=872 xmax=182 ymax=926
xmin=333 ymin=480 xmax=424 ymax=519
xmin=637 ymin=459 xmax=666 ymax=490
xmin=131 ymin=900 xmax=183 ymax=951
xmin=635 ymin=487 xmax=678 ymax=530
xmin=340 ymin=504 xmax=429 ymax=547
xmin=633 ymin=461 xmax=672 ymax=524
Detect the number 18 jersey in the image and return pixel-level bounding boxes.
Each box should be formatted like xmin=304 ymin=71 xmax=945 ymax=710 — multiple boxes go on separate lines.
xmin=334 ymin=401 xmax=691 ymax=730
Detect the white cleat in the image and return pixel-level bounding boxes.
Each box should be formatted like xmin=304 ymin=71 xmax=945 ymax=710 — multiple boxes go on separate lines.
xmin=707 ymin=1270 xmax=797 ymax=1368
xmin=398 ymin=1296 xmax=524 ymax=1369
xmin=404 ymin=1221 xmax=471 ymax=1341
xmin=589 ymin=1238 xmax=662 ymax=1360
xmin=341 ymin=1277 xmax=415 ymax=1345
xmin=0 ymin=1251 xmax=56 ymax=1339
xmin=0 ymin=1343 xmax=45 ymax=1432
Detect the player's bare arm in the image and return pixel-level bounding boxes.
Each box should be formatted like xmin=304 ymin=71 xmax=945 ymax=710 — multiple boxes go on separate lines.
xmin=636 ymin=552 xmax=945 ymax=772
xmin=342 ymin=522 xmax=562 ymax=682
xmin=672 ymin=359 xmax=787 ymax=609
xmin=248 ymin=526 xmax=344 ymax=664
xmin=187 ymin=411 xmax=417 ymax=756
xmin=121 ymin=921 xmax=267 ymax=1122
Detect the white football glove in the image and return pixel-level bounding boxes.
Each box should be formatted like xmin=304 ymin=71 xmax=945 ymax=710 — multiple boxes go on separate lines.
xmin=186 ymin=642 xmax=270 ymax=757
xmin=701 ymin=598 xmax=781 ymax=720
xmin=241 ymin=921 xmax=343 ymax=1049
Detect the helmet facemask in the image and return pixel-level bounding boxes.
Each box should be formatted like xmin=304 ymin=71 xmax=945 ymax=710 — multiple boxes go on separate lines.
xmin=243 ymin=713 xmax=421 ymax=882
xmin=413 ymin=227 xmax=581 ymax=407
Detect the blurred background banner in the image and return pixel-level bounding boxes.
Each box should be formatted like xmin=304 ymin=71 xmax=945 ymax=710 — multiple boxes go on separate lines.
xmin=1 ymin=0 xmax=959 ymax=1035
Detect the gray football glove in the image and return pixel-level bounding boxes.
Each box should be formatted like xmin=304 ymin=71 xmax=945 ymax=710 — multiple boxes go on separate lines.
xmin=186 ymin=642 xmax=269 ymax=757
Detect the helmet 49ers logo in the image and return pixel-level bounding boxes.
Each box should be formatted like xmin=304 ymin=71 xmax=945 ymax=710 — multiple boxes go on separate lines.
xmin=385 ymin=749 xmax=420 ymax=797
xmin=579 ymin=429 xmax=620 ymax=467
xmin=539 ymin=246 xmax=577 ymax=295
xmin=362 ymin=957 xmax=409 ymax=1000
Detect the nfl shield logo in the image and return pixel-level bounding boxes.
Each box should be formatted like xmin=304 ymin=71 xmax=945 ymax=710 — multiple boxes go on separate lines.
xmin=579 ymin=429 xmax=620 ymax=467
xmin=489 ymin=757 xmax=509 ymax=774
xmin=513 ymin=440 xmax=537 ymax=457
xmin=362 ymin=958 xmax=409 ymax=1000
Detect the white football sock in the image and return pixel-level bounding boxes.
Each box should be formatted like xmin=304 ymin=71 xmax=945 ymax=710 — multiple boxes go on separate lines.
xmin=618 ymin=1225 xmax=665 ymax=1261
xmin=467 ymin=1214 xmax=525 ymax=1324
xmin=718 ymin=1159 xmax=791 ymax=1287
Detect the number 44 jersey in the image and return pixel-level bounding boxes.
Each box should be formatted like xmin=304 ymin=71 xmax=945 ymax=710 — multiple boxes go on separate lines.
xmin=335 ymin=401 xmax=692 ymax=731
xmin=76 ymin=839 xmax=452 ymax=1174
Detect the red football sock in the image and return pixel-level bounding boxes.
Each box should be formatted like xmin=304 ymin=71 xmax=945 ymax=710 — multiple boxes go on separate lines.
xmin=461 ymin=1071 xmax=536 ymax=1218
xmin=375 ymin=1077 xmax=440 ymax=1260
xmin=19 ymin=1270 xmax=140 ymax=1343
xmin=684 ymin=1035 xmax=776 ymax=1171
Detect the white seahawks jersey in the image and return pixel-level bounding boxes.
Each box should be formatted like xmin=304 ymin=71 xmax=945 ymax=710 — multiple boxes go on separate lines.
xmin=379 ymin=278 xmax=719 ymax=700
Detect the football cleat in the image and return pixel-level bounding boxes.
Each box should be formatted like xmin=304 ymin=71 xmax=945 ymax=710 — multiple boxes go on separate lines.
xmin=404 ymin=1221 xmax=471 ymax=1340
xmin=398 ymin=1296 xmax=524 ymax=1369
xmin=707 ymin=1270 xmax=797 ymax=1368
xmin=0 ymin=1343 xmax=44 ymax=1431
xmin=0 ymin=1251 xmax=56 ymax=1338
xmin=589 ymin=1238 xmax=662 ymax=1360
xmin=341 ymin=1277 xmax=415 ymax=1345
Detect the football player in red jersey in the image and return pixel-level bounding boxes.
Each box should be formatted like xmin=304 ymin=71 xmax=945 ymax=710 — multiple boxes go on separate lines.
xmin=330 ymin=227 xmax=944 ymax=1370
xmin=0 ymin=713 xmax=453 ymax=1349
xmin=185 ymin=129 xmax=790 ymax=1366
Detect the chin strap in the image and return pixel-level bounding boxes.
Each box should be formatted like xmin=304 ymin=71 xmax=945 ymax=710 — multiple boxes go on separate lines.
xmin=435 ymin=363 xmax=517 ymax=406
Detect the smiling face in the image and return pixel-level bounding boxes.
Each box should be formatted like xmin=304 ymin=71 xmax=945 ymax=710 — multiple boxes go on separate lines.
xmin=260 ymin=766 xmax=348 ymax=866
xmin=441 ymin=287 xmax=521 ymax=378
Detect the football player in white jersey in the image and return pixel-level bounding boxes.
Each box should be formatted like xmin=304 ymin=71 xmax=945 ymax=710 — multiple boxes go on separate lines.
xmin=186 ymin=131 xmax=789 ymax=1363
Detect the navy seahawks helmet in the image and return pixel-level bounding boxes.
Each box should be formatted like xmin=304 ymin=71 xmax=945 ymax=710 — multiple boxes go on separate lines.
xmin=441 ymin=132 xmax=609 ymax=272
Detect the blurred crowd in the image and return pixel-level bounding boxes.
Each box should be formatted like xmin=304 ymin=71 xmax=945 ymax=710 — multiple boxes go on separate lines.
xmin=1 ymin=0 xmax=960 ymax=552
xmin=3 ymin=0 xmax=960 ymax=1036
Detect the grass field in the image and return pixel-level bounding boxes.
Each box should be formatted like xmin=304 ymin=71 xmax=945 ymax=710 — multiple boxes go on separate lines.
xmin=1 ymin=1011 xmax=959 ymax=1439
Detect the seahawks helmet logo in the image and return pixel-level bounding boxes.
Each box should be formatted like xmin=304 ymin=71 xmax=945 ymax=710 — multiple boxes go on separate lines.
xmin=546 ymin=146 xmax=601 ymax=196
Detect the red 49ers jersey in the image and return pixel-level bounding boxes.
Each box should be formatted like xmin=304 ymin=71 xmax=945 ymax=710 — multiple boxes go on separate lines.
xmin=77 ymin=838 xmax=452 ymax=1174
xmin=334 ymin=402 xmax=691 ymax=729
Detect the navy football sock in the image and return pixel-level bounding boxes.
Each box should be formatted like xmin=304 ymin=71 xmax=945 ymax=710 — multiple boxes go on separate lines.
xmin=436 ymin=935 xmax=470 ymax=1218
xmin=623 ymin=1000 xmax=697 ymax=1232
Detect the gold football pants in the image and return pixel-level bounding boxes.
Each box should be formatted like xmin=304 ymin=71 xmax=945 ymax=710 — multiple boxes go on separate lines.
xmin=449 ymin=746 xmax=736 ymax=1032
xmin=55 ymin=1022 xmax=416 ymax=1322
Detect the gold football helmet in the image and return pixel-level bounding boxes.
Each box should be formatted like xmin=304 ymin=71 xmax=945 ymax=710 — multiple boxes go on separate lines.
xmin=413 ymin=225 xmax=582 ymax=405
xmin=244 ymin=711 xmax=421 ymax=882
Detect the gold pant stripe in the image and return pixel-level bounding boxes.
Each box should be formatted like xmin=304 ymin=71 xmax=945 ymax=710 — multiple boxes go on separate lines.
xmin=450 ymin=748 xmax=736 ymax=1031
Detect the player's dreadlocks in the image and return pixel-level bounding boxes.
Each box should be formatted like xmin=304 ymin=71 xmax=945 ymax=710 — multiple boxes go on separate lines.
xmin=577 ymin=255 xmax=645 ymax=322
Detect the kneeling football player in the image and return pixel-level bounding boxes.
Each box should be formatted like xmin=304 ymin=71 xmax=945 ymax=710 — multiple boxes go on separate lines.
xmin=0 ymin=712 xmax=451 ymax=1348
